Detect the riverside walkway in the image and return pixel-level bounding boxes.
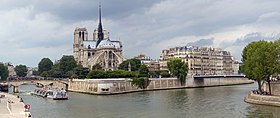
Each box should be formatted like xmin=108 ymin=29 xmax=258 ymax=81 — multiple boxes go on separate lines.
xmin=0 ymin=92 xmax=32 ymax=118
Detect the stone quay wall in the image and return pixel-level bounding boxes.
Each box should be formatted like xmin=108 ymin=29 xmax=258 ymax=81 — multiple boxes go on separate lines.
xmin=55 ymin=75 xmax=253 ymax=95
xmin=244 ymin=91 xmax=280 ymax=107
xmin=263 ymin=81 xmax=280 ymax=95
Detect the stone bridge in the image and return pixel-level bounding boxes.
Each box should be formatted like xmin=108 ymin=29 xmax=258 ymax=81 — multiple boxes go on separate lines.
xmin=8 ymin=80 xmax=69 ymax=93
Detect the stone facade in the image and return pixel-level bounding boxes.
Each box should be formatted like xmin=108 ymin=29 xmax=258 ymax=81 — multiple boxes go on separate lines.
xmin=160 ymin=46 xmax=236 ymax=75
xmin=73 ymin=5 xmax=125 ymax=70
xmin=62 ymin=76 xmax=253 ymax=95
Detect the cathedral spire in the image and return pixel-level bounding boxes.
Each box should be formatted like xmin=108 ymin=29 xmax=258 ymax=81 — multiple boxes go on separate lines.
xmin=96 ymin=2 xmax=104 ymax=47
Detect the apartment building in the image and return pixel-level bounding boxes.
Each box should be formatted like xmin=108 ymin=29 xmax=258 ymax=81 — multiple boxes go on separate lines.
xmin=160 ymin=46 xmax=235 ymax=75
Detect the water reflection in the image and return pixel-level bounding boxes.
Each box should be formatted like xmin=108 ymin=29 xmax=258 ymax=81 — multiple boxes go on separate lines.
xmin=246 ymin=104 xmax=280 ymax=118
xmin=14 ymin=83 xmax=280 ymax=118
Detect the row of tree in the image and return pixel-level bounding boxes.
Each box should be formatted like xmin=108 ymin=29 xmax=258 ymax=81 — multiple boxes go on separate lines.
xmin=0 ymin=63 xmax=28 ymax=81
xmin=37 ymin=56 xmax=188 ymax=84
xmin=37 ymin=56 xmax=88 ymax=79
xmin=242 ymin=40 xmax=280 ymax=94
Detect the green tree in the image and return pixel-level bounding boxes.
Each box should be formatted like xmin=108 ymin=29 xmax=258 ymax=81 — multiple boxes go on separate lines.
xmin=92 ymin=64 xmax=102 ymax=70
xmin=59 ymin=55 xmax=77 ymax=73
xmin=48 ymin=64 xmax=63 ymax=78
xmin=87 ymin=70 xmax=135 ymax=78
xmin=118 ymin=58 xmax=141 ymax=71
xmin=40 ymin=71 xmax=49 ymax=77
xmin=138 ymin=64 xmax=149 ymax=77
xmin=48 ymin=55 xmax=77 ymax=78
xmin=15 ymin=64 xmax=28 ymax=77
xmin=74 ymin=64 xmax=89 ymax=79
xmin=160 ymin=70 xmax=171 ymax=78
xmin=131 ymin=77 xmax=150 ymax=89
xmin=38 ymin=58 xmax=53 ymax=74
xmin=242 ymin=40 xmax=277 ymax=93
xmin=167 ymin=58 xmax=188 ymax=86
xmin=0 ymin=63 xmax=8 ymax=81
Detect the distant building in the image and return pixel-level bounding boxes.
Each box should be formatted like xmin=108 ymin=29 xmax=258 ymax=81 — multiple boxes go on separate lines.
xmin=232 ymin=60 xmax=240 ymax=75
xmin=73 ymin=4 xmax=125 ymax=70
xmin=134 ymin=54 xmax=160 ymax=71
xmin=4 ymin=62 xmax=16 ymax=77
xmin=160 ymin=46 xmax=235 ymax=75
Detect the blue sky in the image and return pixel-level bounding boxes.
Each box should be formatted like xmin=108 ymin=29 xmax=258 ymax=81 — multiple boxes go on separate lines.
xmin=1 ymin=0 xmax=280 ymax=67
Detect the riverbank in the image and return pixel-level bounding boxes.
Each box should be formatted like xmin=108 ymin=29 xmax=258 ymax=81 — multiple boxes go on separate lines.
xmin=245 ymin=91 xmax=280 ymax=107
xmin=69 ymin=81 xmax=254 ymax=95
xmin=0 ymin=92 xmax=32 ymax=118
xmin=62 ymin=76 xmax=254 ymax=95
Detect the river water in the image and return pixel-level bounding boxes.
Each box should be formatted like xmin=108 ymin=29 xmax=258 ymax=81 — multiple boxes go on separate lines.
xmin=16 ymin=83 xmax=280 ymax=118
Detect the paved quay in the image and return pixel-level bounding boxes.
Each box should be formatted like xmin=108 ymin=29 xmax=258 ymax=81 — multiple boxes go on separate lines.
xmin=0 ymin=92 xmax=32 ymax=118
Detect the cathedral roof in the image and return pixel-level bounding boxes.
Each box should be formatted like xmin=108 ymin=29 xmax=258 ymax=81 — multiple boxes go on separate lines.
xmin=83 ymin=40 xmax=96 ymax=49
xmin=97 ymin=39 xmax=116 ymax=49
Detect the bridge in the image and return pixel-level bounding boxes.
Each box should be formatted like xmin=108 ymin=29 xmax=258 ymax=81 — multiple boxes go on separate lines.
xmin=7 ymin=80 xmax=69 ymax=93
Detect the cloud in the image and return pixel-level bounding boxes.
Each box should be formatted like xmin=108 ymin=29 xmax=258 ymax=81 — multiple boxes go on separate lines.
xmin=1 ymin=0 xmax=280 ymax=67
xmin=187 ymin=38 xmax=214 ymax=47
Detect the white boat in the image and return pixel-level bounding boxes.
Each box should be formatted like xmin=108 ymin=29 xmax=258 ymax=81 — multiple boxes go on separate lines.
xmin=32 ymin=88 xmax=68 ymax=100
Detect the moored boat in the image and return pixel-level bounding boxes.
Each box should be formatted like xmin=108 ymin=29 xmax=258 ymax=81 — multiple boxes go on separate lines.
xmin=32 ymin=88 xmax=68 ymax=100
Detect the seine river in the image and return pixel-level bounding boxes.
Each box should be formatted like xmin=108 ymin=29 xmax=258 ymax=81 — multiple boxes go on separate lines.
xmin=16 ymin=83 xmax=280 ymax=118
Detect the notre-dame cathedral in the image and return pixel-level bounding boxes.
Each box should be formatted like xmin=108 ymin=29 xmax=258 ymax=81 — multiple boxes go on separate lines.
xmin=73 ymin=5 xmax=125 ymax=70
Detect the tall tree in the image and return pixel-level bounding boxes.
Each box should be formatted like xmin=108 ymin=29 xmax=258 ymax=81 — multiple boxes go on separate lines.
xmin=38 ymin=58 xmax=53 ymax=74
xmin=167 ymin=58 xmax=188 ymax=86
xmin=138 ymin=64 xmax=149 ymax=77
xmin=242 ymin=40 xmax=277 ymax=93
xmin=59 ymin=55 xmax=77 ymax=73
xmin=0 ymin=63 xmax=8 ymax=81
xmin=15 ymin=64 xmax=28 ymax=77
xmin=118 ymin=58 xmax=141 ymax=71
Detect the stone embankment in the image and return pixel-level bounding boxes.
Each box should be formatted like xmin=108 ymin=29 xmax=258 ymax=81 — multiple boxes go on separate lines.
xmin=0 ymin=92 xmax=32 ymax=118
xmin=245 ymin=91 xmax=280 ymax=107
xmin=54 ymin=75 xmax=254 ymax=95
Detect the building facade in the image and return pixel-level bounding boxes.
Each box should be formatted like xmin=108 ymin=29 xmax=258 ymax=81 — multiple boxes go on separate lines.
xmin=73 ymin=5 xmax=125 ymax=70
xmin=134 ymin=54 xmax=160 ymax=72
xmin=160 ymin=46 xmax=236 ymax=75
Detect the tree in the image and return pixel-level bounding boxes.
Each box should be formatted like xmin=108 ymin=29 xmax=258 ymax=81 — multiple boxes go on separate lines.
xmin=40 ymin=71 xmax=49 ymax=77
xmin=48 ymin=55 xmax=77 ymax=78
xmin=48 ymin=64 xmax=63 ymax=78
xmin=59 ymin=55 xmax=77 ymax=73
xmin=167 ymin=58 xmax=188 ymax=86
xmin=38 ymin=58 xmax=53 ymax=74
xmin=0 ymin=63 xmax=8 ymax=81
xmin=160 ymin=70 xmax=171 ymax=78
xmin=131 ymin=77 xmax=150 ymax=89
xmin=118 ymin=58 xmax=141 ymax=71
xmin=138 ymin=64 xmax=149 ymax=77
xmin=92 ymin=64 xmax=102 ymax=70
xmin=74 ymin=64 xmax=89 ymax=79
xmin=242 ymin=40 xmax=277 ymax=93
xmin=15 ymin=64 xmax=28 ymax=77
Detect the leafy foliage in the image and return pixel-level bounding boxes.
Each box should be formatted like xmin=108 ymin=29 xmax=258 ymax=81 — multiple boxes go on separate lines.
xmin=15 ymin=64 xmax=28 ymax=77
xmin=131 ymin=77 xmax=150 ymax=89
xmin=87 ymin=70 xmax=135 ymax=78
xmin=159 ymin=70 xmax=171 ymax=78
xmin=138 ymin=64 xmax=149 ymax=77
xmin=38 ymin=58 xmax=53 ymax=74
xmin=0 ymin=63 xmax=8 ymax=81
xmin=167 ymin=58 xmax=188 ymax=85
xmin=118 ymin=58 xmax=141 ymax=71
xmin=59 ymin=55 xmax=77 ymax=73
xmin=242 ymin=40 xmax=278 ymax=92
xmin=92 ymin=64 xmax=102 ymax=70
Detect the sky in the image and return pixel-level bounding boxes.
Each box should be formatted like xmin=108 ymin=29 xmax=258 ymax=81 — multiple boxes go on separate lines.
xmin=1 ymin=0 xmax=280 ymax=67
